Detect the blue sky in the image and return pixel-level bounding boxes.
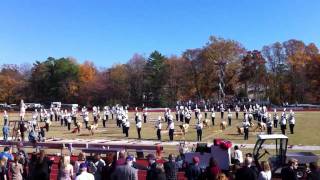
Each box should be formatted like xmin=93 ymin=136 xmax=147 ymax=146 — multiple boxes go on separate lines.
xmin=0 ymin=0 xmax=319 ymax=68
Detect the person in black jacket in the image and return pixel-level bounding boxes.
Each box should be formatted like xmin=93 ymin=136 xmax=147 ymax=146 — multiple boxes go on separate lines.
xmin=32 ymin=150 xmax=53 ymax=180
xmin=164 ymin=154 xmax=177 ymax=180
xmin=281 ymin=158 xmax=298 ymax=180
xmin=185 ymin=156 xmax=202 ymax=180
xmin=235 ymin=156 xmax=258 ymax=180
xmin=307 ymin=161 xmax=320 ymax=180
xmin=146 ymin=154 xmax=157 ymax=180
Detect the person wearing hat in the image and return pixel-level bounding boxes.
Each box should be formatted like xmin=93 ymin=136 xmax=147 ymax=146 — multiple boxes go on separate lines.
xmin=167 ymin=117 xmax=175 ymax=141
xmin=75 ymin=162 xmax=94 ymax=180
xmin=136 ymin=115 xmax=142 ymax=139
xmin=220 ymin=104 xmax=225 ymax=119
xmin=143 ymin=107 xmax=148 ymax=123
xmin=266 ymin=114 xmax=273 ymax=135
xmin=185 ymin=109 xmax=191 ymax=124
xmin=3 ymin=110 xmax=8 ymax=125
xmin=185 ymin=156 xmax=201 ymax=180
xmin=112 ymin=155 xmax=138 ymax=180
xmin=227 ymin=109 xmax=232 ymax=126
xmin=196 ymin=120 xmax=203 ymax=142
xmin=288 ymin=110 xmax=295 ymax=134
xmin=280 ymin=110 xmax=287 ymax=135
xmin=124 ymin=118 xmax=130 ymax=138
xmin=155 ymin=116 xmax=162 ymax=141
xmin=273 ymin=109 xmax=279 ymax=128
xmin=243 ymin=119 xmax=250 ymax=140
xmin=146 ymin=154 xmax=157 ymax=180
xmin=211 ymin=107 xmax=216 ymax=126
xmin=235 ymin=105 xmax=240 ymax=120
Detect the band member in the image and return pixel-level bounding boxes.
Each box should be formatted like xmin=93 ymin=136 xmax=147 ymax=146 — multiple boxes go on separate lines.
xmin=66 ymin=111 xmax=72 ymax=131
xmin=273 ymin=109 xmax=279 ymax=128
xmin=124 ymin=119 xmax=130 ymax=137
xmin=194 ymin=105 xmax=200 ymax=119
xmin=227 ymin=109 xmax=232 ymax=126
xmin=20 ymin=99 xmax=27 ymax=121
xmin=235 ymin=105 xmax=240 ymax=119
xmin=71 ymin=107 xmax=77 ymax=126
xmin=40 ymin=109 xmax=44 ymax=122
xmin=175 ymin=108 xmax=179 ymax=121
xmin=204 ymin=106 xmax=208 ymax=119
xmin=135 ymin=112 xmax=139 ymax=124
xmin=136 ymin=116 xmax=142 ymax=139
xmin=185 ymin=109 xmax=191 ymax=124
xmin=280 ymin=109 xmax=287 ymax=135
xmin=3 ymin=111 xmax=8 ymax=125
xmin=243 ymin=119 xmax=250 ymax=140
xmin=288 ymin=110 xmax=295 ymax=134
xmin=64 ymin=109 xmax=68 ymax=126
xmin=211 ymin=108 xmax=215 ymax=126
xmin=143 ymin=108 xmax=148 ymax=123
xmin=155 ymin=116 xmax=162 ymax=141
xmin=19 ymin=119 xmax=26 ymax=141
xmin=220 ymin=104 xmax=225 ymax=119
xmin=103 ymin=106 xmax=109 ymax=128
xmin=196 ymin=121 xmax=203 ymax=141
xmin=266 ymin=114 xmax=273 ymax=134
xmin=60 ymin=109 xmax=65 ymax=126
xmin=50 ymin=108 xmax=54 ymax=122
xmin=82 ymin=109 xmax=89 ymax=129
xmin=45 ymin=110 xmax=51 ymax=132
xmin=116 ymin=109 xmax=122 ymax=128
xmin=179 ymin=106 xmax=184 ymax=122
xmin=167 ymin=116 xmax=174 ymax=141
xmin=93 ymin=106 xmax=98 ymax=124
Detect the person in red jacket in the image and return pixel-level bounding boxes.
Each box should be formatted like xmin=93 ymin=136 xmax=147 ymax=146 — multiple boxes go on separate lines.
xmin=206 ymin=157 xmax=221 ymax=180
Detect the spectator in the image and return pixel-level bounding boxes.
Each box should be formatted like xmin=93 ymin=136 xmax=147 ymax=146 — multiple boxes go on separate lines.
xmin=281 ymin=158 xmax=298 ymax=180
xmin=307 ymin=162 xmax=320 ymax=180
xmin=111 ymin=155 xmax=138 ymax=180
xmin=58 ymin=156 xmax=74 ymax=180
xmin=235 ymin=156 xmax=258 ymax=180
xmin=154 ymin=163 xmax=166 ymax=180
xmin=164 ymin=154 xmax=178 ymax=180
xmin=75 ymin=163 xmax=94 ymax=180
xmin=0 ymin=147 xmax=13 ymax=161
xmin=216 ymin=173 xmax=229 ymax=180
xmin=74 ymin=152 xmax=86 ymax=175
xmin=15 ymin=143 xmax=29 ymax=179
xmin=185 ymin=156 xmax=202 ymax=180
xmin=28 ymin=152 xmax=37 ymax=179
xmin=32 ymin=149 xmax=53 ymax=180
xmin=232 ymin=145 xmax=243 ymax=164
xmin=206 ymin=157 xmax=221 ymax=180
xmin=0 ymin=158 xmax=8 ymax=180
xmin=11 ymin=156 xmax=23 ymax=180
xmin=146 ymin=153 xmax=158 ymax=180
xmin=115 ymin=150 xmax=126 ymax=166
xmin=102 ymin=153 xmax=116 ymax=180
xmin=92 ymin=153 xmax=106 ymax=180
xmin=2 ymin=123 xmax=9 ymax=142
xmin=258 ymin=161 xmax=271 ymax=180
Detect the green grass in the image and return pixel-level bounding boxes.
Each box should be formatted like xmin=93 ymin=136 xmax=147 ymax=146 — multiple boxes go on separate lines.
xmin=1 ymin=111 xmax=320 ymax=147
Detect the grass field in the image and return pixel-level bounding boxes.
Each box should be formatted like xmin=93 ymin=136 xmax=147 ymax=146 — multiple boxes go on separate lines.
xmin=1 ymin=111 xmax=320 ymax=146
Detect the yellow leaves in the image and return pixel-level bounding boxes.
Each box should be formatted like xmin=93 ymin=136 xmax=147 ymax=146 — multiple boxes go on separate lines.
xmin=79 ymin=61 xmax=97 ymax=83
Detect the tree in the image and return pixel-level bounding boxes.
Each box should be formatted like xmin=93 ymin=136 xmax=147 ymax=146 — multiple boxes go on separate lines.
xmin=143 ymin=51 xmax=168 ymax=107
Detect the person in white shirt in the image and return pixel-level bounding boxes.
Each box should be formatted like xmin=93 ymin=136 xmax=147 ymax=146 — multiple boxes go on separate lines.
xmin=266 ymin=114 xmax=273 ymax=135
xmin=136 ymin=116 xmax=142 ymax=139
xmin=227 ymin=109 xmax=232 ymax=126
xmin=273 ymin=109 xmax=279 ymax=128
xmin=196 ymin=121 xmax=203 ymax=141
xmin=235 ymin=105 xmax=240 ymax=119
xmin=155 ymin=116 xmax=162 ymax=141
xmin=124 ymin=119 xmax=130 ymax=137
xmin=75 ymin=163 xmax=94 ymax=180
xmin=82 ymin=110 xmax=89 ymax=129
xmin=167 ymin=117 xmax=175 ymax=141
xmin=232 ymin=145 xmax=243 ymax=164
xmin=3 ymin=110 xmax=9 ymax=125
xmin=288 ymin=110 xmax=295 ymax=134
xmin=102 ymin=106 xmax=109 ymax=128
xmin=258 ymin=161 xmax=272 ymax=180
xmin=143 ymin=108 xmax=148 ymax=123
xmin=211 ymin=108 xmax=215 ymax=126
xmin=220 ymin=104 xmax=225 ymax=119
xmin=243 ymin=119 xmax=250 ymax=140
xmin=185 ymin=109 xmax=191 ymax=124
xmin=20 ymin=99 xmax=27 ymax=121
xmin=280 ymin=110 xmax=287 ymax=135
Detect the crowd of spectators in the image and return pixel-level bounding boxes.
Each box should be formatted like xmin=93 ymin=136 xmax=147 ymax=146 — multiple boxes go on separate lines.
xmin=0 ymin=145 xmax=318 ymax=180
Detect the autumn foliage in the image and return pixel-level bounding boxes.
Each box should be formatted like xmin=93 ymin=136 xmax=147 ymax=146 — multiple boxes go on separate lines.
xmin=1 ymin=36 xmax=320 ymax=106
